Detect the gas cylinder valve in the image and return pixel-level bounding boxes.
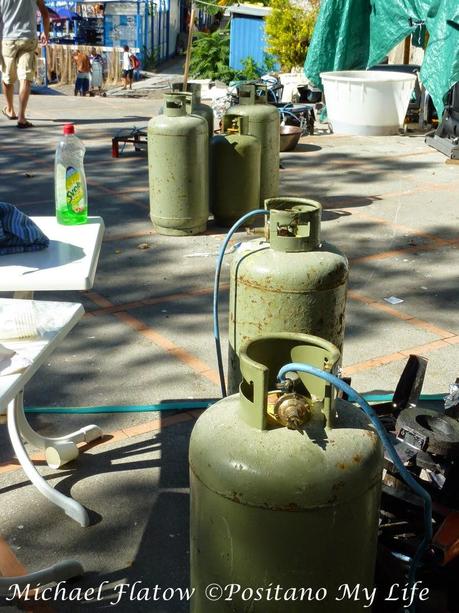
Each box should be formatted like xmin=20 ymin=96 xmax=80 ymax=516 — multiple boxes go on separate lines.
xmin=227 ymin=118 xmax=240 ymax=134
xmin=275 ymin=374 xmax=300 ymax=394
xmin=276 ymin=218 xmax=298 ymax=237
xmin=274 ymin=393 xmax=311 ymax=430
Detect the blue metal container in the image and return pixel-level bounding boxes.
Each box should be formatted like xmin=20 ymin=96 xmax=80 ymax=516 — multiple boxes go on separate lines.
xmin=229 ymin=5 xmax=271 ymax=71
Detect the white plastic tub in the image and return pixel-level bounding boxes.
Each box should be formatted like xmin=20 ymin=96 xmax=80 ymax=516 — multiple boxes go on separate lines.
xmin=320 ymin=70 xmax=416 ymax=135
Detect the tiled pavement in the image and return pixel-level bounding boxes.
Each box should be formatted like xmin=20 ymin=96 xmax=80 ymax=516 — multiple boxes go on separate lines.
xmin=0 ymin=92 xmax=458 ymax=611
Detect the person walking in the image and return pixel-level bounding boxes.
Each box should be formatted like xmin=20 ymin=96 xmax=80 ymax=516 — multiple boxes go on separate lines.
xmin=0 ymin=0 xmax=49 ymax=128
xmin=122 ymin=44 xmax=133 ymax=90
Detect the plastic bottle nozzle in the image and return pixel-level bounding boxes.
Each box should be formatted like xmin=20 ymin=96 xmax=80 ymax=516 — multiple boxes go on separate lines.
xmin=63 ymin=123 xmax=75 ymax=135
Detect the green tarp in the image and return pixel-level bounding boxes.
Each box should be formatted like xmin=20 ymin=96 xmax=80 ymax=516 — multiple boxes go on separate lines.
xmin=422 ymin=0 xmax=459 ymax=115
xmin=304 ymin=0 xmax=459 ymax=117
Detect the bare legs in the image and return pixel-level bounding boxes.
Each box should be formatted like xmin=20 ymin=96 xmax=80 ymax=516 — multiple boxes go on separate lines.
xmin=2 ymin=79 xmax=32 ymax=123
xmin=2 ymin=81 xmax=15 ymax=117
xmin=122 ymin=73 xmax=133 ymax=90
xmin=18 ymin=79 xmax=31 ymax=124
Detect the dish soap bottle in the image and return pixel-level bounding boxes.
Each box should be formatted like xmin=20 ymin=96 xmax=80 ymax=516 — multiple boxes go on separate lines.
xmin=55 ymin=123 xmax=88 ymax=225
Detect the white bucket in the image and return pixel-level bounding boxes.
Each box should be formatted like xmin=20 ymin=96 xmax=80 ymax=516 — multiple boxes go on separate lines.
xmin=320 ymin=70 xmax=416 ymax=135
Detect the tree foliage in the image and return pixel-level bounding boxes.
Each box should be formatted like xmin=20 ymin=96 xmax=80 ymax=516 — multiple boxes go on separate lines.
xmin=190 ymin=29 xmax=237 ymax=82
xmin=190 ymin=29 xmax=275 ymax=83
xmin=265 ymin=0 xmax=320 ymax=71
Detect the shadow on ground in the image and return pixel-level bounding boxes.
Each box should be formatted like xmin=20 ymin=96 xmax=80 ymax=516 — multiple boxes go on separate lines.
xmin=0 ymin=416 xmax=193 ymax=612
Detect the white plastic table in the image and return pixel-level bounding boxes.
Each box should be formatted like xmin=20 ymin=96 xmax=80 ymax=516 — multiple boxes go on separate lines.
xmin=0 ymin=215 xmax=104 ymax=419
xmin=0 ymin=218 xmax=105 ymax=591
xmin=0 ymin=218 xmax=105 ymax=517
xmin=0 ymin=299 xmax=100 ymax=593
xmin=0 ymin=216 xmax=105 ymax=297
xmin=0 ymin=299 xmax=102 ymax=526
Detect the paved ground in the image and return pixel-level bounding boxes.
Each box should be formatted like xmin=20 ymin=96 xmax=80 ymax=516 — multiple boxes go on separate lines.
xmin=0 ymin=89 xmax=458 ymax=612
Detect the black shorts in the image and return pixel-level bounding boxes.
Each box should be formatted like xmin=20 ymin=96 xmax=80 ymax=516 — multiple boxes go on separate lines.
xmin=123 ymin=69 xmax=134 ymax=78
xmin=75 ymin=76 xmax=89 ymax=93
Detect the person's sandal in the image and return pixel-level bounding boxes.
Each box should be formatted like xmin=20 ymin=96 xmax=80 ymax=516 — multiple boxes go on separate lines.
xmin=17 ymin=121 xmax=34 ymax=129
xmin=2 ymin=107 xmax=17 ymax=120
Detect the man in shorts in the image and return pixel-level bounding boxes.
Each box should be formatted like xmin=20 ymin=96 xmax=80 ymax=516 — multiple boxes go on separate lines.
xmin=0 ymin=0 xmax=49 ymax=128
xmin=73 ymin=50 xmax=91 ymax=96
xmin=122 ymin=44 xmax=133 ymax=90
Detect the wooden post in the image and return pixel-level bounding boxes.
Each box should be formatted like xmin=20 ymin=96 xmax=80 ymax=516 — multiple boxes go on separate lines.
xmin=403 ymin=35 xmax=411 ymax=65
xmin=183 ymin=2 xmax=195 ymax=89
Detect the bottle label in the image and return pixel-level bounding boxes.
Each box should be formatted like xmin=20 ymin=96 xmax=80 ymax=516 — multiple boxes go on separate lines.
xmin=66 ymin=166 xmax=86 ymax=213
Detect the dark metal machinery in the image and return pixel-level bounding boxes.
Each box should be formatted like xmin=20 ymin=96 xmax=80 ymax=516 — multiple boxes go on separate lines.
xmin=364 ymin=357 xmax=459 ymax=611
xmin=426 ymin=81 xmax=459 ymax=159
xmin=112 ymin=127 xmax=147 ymax=158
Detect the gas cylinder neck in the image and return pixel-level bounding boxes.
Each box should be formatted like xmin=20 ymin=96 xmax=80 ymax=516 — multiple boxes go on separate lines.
xmin=171 ymin=81 xmax=202 ymax=104
xmin=238 ymin=84 xmax=256 ymax=105
xmin=168 ymin=91 xmax=193 ymax=113
xmin=238 ymin=83 xmax=269 ymax=106
xmin=255 ymin=84 xmax=268 ymax=105
xmin=164 ymin=93 xmax=188 ymax=117
xmin=239 ymin=334 xmax=340 ymax=431
xmin=188 ymin=83 xmax=202 ymax=104
xmin=266 ymin=198 xmax=322 ymax=252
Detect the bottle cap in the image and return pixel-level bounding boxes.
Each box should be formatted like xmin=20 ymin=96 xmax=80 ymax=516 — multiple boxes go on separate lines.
xmin=63 ymin=123 xmax=75 ymax=135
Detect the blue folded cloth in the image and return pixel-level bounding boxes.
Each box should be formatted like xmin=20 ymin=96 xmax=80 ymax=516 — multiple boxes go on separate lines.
xmin=0 ymin=203 xmax=49 ymax=255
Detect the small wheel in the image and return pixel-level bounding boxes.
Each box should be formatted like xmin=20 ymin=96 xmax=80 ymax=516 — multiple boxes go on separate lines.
xmin=102 ymin=92 xmax=107 ymax=97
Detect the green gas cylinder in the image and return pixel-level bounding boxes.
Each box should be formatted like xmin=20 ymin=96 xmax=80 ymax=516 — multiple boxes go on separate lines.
xmin=171 ymin=82 xmax=214 ymax=137
xmin=228 ymin=83 xmax=280 ymax=206
xmin=148 ymin=94 xmax=209 ymax=235
xmin=211 ymin=115 xmax=261 ymax=227
xmin=190 ymin=333 xmax=383 ymax=613
xmin=228 ymin=198 xmax=348 ymax=394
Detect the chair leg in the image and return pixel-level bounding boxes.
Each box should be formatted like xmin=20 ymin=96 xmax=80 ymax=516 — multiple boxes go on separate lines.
xmin=7 ymin=397 xmax=90 ymax=527
xmin=16 ymin=392 xmax=103 ymax=461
